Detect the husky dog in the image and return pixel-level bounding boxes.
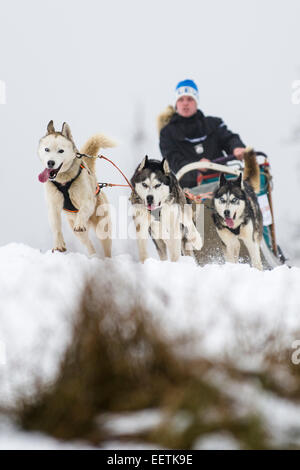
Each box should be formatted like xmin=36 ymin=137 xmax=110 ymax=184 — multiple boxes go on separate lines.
xmin=212 ymin=148 xmax=263 ymax=270
xmin=130 ymin=156 xmax=203 ymax=262
xmin=38 ymin=120 xmax=115 ymax=256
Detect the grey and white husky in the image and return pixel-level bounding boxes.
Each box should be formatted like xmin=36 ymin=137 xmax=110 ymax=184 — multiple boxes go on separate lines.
xmin=130 ymin=156 xmax=203 ymax=262
xmin=37 ymin=121 xmax=115 ymax=256
xmin=212 ymin=148 xmax=263 ymax=270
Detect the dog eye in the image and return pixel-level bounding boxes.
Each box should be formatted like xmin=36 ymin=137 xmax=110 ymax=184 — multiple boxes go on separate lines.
xmin=154 ymin=183 xmax=161 ymax=189
xmin=45 ymin=148 xmax=50 ymax=152
xmin=231 ymin=197 xmax=238 ymax=203
xmin=220 ymin=197 xmax=226 ymax=203
xmin=58 ymin=149 xmax=64 ymax=153
xmin=142 ymin=183 xmax=148 ymax=188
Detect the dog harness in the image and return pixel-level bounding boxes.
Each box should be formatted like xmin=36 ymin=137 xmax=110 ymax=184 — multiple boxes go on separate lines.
xmin=226 ymin=225 xmax=241 ymax=235
xmin=52 ymin=165 xmax=100 ymax=213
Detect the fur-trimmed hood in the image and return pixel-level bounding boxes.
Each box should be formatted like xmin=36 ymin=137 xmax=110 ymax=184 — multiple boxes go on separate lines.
xmin=157 ymin=105 xmax=175 ymax=133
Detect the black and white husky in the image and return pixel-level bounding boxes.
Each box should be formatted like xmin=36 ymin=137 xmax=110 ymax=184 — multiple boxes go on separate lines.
xmin=212 ymin=148 xmax=263 ymax=270
xmin=130 ymin=156 xmax=203 ymax=262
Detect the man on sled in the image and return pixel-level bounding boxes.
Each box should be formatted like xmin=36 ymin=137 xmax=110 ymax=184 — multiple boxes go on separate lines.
xmin=158 ymin=79 xmax=246 ymax=189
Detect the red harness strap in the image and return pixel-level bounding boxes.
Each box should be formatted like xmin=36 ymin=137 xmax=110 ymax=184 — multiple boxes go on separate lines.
xmin=95 ymin=184 xmax=101 ymax=196
xmin=98 ymin=155 xmax=133 ymax=190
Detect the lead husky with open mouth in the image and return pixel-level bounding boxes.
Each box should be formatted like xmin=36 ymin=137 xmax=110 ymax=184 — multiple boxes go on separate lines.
xmin=212 ymin=148 xmax=263 ymax=270
xmin=130 ymin=156 xmax=203 ymax=263
xmin=38 ymin=121 xmax=115 ymax=256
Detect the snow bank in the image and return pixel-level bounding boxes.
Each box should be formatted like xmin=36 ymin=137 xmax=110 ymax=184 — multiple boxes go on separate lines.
xmin=0 ymin=243 xmax=300 ymax=407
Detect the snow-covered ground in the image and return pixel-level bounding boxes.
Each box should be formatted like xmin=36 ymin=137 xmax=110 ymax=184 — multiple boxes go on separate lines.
xmin=1 ymin=243 xmax=300 ymax=449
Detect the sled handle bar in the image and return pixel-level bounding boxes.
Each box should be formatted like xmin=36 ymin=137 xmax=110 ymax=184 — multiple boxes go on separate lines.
xmin=176 ymin=162 xmax=241 ymax=181
xmin=213 ymin=151 xmax=268 ymax=165
xmin=175 ymin=151 xmax=268 ymax=181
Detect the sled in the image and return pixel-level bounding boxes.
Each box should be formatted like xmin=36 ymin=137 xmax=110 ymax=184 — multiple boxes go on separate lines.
xmin=176 ymin=152 xmax=286 ymax=269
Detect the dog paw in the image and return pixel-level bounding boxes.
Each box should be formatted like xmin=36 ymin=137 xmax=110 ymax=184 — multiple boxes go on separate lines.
xmin=74 ymin=224 xmax=87 ymax=232
xmin=187 ymin=233 xmax=203 ymax=250
xmin=193 ymin=236 xmax=203 ymax=251
xmin=52 ymin=246 xmax=67 ymax=253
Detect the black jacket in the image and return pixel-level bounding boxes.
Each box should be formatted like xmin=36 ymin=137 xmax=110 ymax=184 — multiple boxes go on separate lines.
xmin=159 ymin=110 xmax=245 ymax=188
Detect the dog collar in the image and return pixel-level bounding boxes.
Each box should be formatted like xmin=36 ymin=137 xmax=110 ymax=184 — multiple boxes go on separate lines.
xmin=225 ymin=224 xmax=241 ymax=235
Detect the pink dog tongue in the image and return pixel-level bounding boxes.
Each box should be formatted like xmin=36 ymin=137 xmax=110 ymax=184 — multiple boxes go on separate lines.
xmin=225 ymin=217 xmax=234 ymax=228
xmin=38 ymin=168 xmax=51 ymax=183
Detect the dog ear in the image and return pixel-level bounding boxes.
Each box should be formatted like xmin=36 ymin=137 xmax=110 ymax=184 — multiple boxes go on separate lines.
xmin=219 ymin=173 xmax=227 ymax=187
xmin=61 ymin=122 xmax=79 ymax=152
xmin=138 ymin=155 xmax=148 ymax=172
xmin=47 ymin=120 xmax=55 ymax=134
xmin=162 ymin=158 xmax=170 ymax=174
xmin=61 ymin=122 xmax=73 ymax=140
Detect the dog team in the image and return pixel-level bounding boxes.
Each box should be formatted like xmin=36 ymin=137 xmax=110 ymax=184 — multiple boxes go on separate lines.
xmin=37 ymin=79 xmax=264 ymax=270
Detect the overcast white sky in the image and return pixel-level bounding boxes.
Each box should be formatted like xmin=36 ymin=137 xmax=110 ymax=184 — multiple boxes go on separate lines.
xmin=1 ymin=0 xmax=300 ymax=253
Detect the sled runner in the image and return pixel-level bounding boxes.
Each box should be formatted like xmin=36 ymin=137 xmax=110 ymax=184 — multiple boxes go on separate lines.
xmin=176 ymin=152 xmax=286 ymax=269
